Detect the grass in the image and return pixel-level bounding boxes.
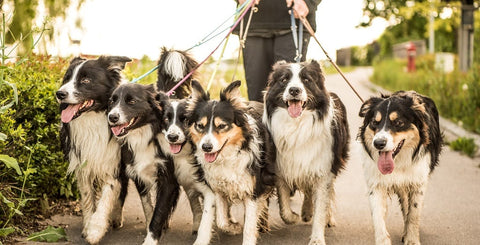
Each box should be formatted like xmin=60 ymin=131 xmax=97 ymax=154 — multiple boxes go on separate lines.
xmin=449 ymin=137 xmax=478 ymax=158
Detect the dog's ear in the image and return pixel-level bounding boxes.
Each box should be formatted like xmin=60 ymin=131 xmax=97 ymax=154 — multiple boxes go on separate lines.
xmin=220 ymin=80 xmax=242 ymax=101
xmin=190 ymin=80 xmax=209 ymax=101
xmin=98 ymin=56 xmax=132 ymax=72
xmin=359 ymin=96 xmax=384 ymax=117
xmin=70 ymin=56 xmax=86 ymax=66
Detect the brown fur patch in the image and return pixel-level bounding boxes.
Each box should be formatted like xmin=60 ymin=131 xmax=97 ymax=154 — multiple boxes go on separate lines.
xmin=189 ymin=124 xmax=202 ymax=145
xmin=389 ymin=111 xmax=398 ymax=121
xmin=391 ymin=125 xmax=421 ymax=151
xmin=375 ymin=111 xmax=382 ymax=123
xmin=214 ymin=124 xmax=244 ymax=149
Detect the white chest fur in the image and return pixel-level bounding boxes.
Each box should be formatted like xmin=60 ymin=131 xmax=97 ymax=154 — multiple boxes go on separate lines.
xmin=125 ymin=125 xmax=164 ymax=188
xmin=67 ymin=111 xmax=120 ymax=180
xmin=266 ymin=99 xmax=335 ymax=189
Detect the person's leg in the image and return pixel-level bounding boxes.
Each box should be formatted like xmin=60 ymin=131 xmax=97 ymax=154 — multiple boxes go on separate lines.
xmin=273 ymin=32 xmax=311 ymax=63
xmin=242 ymin=36 xmax=273 ymax=102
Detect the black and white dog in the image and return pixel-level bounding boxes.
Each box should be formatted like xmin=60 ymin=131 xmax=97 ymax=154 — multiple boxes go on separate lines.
xmin=263 ymin=60 xmax=350 ymax=245
xmin=358 ymin=91 xmax=442 ymax=245
xmin=187 ymin=80 xmax=276 ymax=245
xmin=107 ymin=83 xmax=180 ymax=245
xmin=56 ymin=56 xmax=131 ymax=244
xmin=157 ymin=98 xmax=216 ymax=245
xmin=156 ymin=47 xmax=198 ymax=99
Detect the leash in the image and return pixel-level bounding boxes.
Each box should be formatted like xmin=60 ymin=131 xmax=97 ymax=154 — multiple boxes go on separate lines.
xmin=290 ymin=7 xmax=303 ymax=63
xmin=299 ymin=16 xmax=364 ymax=103
xmin=129 ymin=0 xmax=251 ymax=84
xmin=166 ymin=0 xmax=256 ymax=96
xmin=231 ymin=4 xmax=257 ymax=82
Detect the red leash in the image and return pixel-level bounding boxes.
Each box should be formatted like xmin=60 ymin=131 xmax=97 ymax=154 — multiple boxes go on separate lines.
xmin=166 ymin=0 xmax=256 ymax=97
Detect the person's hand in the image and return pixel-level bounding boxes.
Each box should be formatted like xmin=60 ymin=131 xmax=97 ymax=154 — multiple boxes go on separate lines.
xmin=238 ymin=0 xmax=260 ymax=5
xmin=286 ymin=0 xmax=309 ymax=18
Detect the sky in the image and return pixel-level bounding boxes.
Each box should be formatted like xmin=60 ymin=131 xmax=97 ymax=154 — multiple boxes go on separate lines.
xmin=29 ymin=0 xmax=388 ymax=61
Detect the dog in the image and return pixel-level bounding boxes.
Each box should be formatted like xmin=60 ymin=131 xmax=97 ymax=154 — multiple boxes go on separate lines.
xmin=358 ymin=91 xmax=442 ymax=245
xmin=107 ymin=83 xmax=180 ymax=245
xmin=156 ymin=47 xmax=198 ymax=99
xmin=156 ymin=97 xmax=216 ymax=245
xmin=186 ymin=80 xmax=276 ymax=244
xmin=263 ymin=60 xmax=350 ymax=245
xmin=56 ymin=56 xmax=131 ymax=244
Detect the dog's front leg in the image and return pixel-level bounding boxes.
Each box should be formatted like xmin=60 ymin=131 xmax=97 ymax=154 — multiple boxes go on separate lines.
xmin=134 ymin=179 xmax=154 ymax=229
xmin=403 ymin=184 xmax=426 ymax=245
xmin=84 ymin=178 xmax=121 ymax=244
xmin=242 ymin=197 xmax=259 ymax=245
xmin=193 ymin=186 xmax=215 ymax=245
xmin=185 ymin=187 xmax=203 ymax=234
xmin=276 ymin=178 xmax=300 ymax=224
xmin=216 ymin=193 xmax=242 ymax=234
xmin=369 ymin=187 xmax=391 ymax=245
xmin=309 ymin=176 xmax=331 ymax=245
xmin=76 ymin=175 xmax=96 ymax=239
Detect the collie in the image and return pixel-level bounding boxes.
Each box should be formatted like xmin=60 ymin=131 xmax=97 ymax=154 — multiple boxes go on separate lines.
xmin=358 ymin=91 xmax=442 ymax=245
xmin=157 ymin=98 xmax=216 ymax=245
xmin=56 ymin=56 xmax=131 ymax=244
xmin=187 ymin=80 xmax=276 ymax=244
xmin=107 ymin=83 xmax=179 ymax=245
xmin=263 ymin=60 xmax=350 ymax=245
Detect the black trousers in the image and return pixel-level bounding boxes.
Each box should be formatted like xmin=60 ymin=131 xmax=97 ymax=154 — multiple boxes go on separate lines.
xmin=242 ymin=32 xmax=310 ymax=102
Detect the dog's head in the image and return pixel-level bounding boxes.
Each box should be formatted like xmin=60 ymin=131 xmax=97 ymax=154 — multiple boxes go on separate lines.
xmin=265 ymin=60 xmax=329 ymax=118
xmin=358 ymin=91 xmax=442 ymax=174
xmin=162 ymin=99 xmax=190 ymax=154
xmin=187 ymin=80 xmax=249 ymax=163
xmin=56 ymin=56 xmax=131 ymax=123
xmin=107 ymin=83 xmax=168 ymax=137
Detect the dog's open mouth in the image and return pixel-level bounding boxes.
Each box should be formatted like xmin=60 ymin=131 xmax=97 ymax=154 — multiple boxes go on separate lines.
xmin=377 ymin=139 xmax=405 ymax=175
xmin=169 ymin=141 xmax=186 ymax=154
xmin=110 ymin=117 xmax=138 ymax=137
xmin=204 ymin=139 xmax=228 ymax=163
xmin=286 ymin=100 xmax=306 ymax=118
xmin=60 ymin=100 xmax=94 ymax=123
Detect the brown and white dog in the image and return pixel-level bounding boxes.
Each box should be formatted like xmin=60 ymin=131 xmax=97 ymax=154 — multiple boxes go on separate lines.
xmin=358 ymin=91 xmax=442 ymax=245
xmin=263 ymin=60 xmax=350 ymax=245
xmin=186 ymin=80 xmax=276 ymax=244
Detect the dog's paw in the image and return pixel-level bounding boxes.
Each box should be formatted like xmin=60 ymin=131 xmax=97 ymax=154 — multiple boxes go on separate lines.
xmin=302 ymin=209 xmax=313 ymax=222
xmin=402 ymin=234 xmax=420 ymax=245
xmin=111 ymin=217 xmax=124 ymax=229
xmin=281 ymin=211 xmax=300 ymax=225
xmin=219 ymin=222 xmax=243 ymax=235
xmin=326 ymin=215 xmax=336 ymax=227
xmin=142 ymin=231 xmax=159 ymax=245
xmin=308 ymin=237 xmax=326 ymax=245
xmin=375 ymin=235 xmax=392 ymax=245
xmin=84 ymin=224 xmax=107 ymax=244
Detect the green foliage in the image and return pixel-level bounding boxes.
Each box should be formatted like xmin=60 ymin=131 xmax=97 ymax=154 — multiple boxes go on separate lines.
xmin=449 ymin=137 xmax=478 ymax=158
xmin=371 ymin=56 xmax=480 ymax=134
xmin=27 ymin=225 xmax=67 ymax=242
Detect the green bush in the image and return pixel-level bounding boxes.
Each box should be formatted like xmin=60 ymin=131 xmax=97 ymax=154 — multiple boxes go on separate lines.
xmin=0 ymin=55 xmax=77 ymax=212
xmin=371 ymin=56 xmax=480 ymax=134
xmin=449 ymin=137 xmax=478 ymax=158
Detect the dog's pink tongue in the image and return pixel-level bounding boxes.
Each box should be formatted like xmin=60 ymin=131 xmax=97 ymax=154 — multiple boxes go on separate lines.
xmin=111 ymin=123 xmax=128 ymax=136
xmin=61 ymin=104 xmax=81 ymax=123
xmin=170 ymin=144 xmax=182 ymax=154
xmin=287 ymin=101 xmax=303 ymax=118
xmin=204 ymin=152 xmax=218 ymax=163
xmin=378 ymin=151 xmax=395 ymax=175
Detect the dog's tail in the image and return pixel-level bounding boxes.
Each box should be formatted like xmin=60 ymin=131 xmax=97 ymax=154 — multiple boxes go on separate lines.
xmin=156 ymin=47 xmax=198 ymax=99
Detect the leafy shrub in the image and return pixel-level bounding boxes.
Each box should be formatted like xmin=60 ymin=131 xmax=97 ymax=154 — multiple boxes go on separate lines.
xmin=0 ymin=55 xmax=77 ymax=211
xmin=449 ymin=137 xmax=478 ymax=158
xmin=371 ymin=56 xmax=480 ymax=134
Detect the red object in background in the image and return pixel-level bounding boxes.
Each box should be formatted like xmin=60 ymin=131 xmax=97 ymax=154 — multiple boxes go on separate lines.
xmin=406 ymin=41 xmax=416 ymax=72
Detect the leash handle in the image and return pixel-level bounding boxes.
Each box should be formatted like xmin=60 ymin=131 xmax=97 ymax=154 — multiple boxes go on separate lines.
xmin=290 ymin=8 xmax=303 ymax=63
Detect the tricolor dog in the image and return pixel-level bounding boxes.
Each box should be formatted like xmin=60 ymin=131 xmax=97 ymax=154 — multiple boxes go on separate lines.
xmin=358 ymin=91 xmax=442 ymax=245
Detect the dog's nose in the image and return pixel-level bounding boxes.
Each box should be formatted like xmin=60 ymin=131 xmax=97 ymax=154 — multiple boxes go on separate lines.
xmin=56 ymin=91 xmax=67 ymax=100
xmin=167 ymin=134 xmax=179 ymax=142
xmin=289 ymin=87 xmax=301 ymax=96
xmin=374 ymin=138 xmax=387 ymax=150
xmin=202 ymin=143 xmax=213 ymax=152
xmin=108 ymin=113 xmax=119 ymax=123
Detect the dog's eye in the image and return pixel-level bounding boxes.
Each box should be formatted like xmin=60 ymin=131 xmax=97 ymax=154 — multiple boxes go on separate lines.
xmin=217 ymin=123 xmax=227 ymax=130
xmin=393 ymin=120 xmax=405 ymax=128
xmin=195 ymin=123 xmax=205 ymax=131
xmin=303 ymin=78 xmax=310 ymax=83
xmin=81 ymin=78 xmax=90 ymax=84
xmin=127 ymin=99 xmax=136 ymax=105
xmin=371 ymin=119 xmax=380 ymax=127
